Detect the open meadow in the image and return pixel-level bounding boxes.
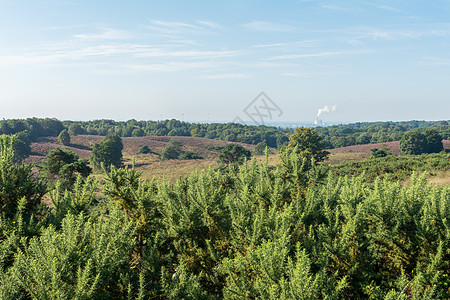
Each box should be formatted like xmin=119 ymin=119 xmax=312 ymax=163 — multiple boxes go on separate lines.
xmin=25 ymin=135 xmax=450 ymax=184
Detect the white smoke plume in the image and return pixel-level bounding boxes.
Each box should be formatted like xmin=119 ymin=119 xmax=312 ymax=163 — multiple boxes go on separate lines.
xmin=317 ymin=105 xmax=337 ymax=117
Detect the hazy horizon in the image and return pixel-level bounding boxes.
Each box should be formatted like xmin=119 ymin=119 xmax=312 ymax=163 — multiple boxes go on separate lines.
xmin=1 ymin=1 xmax=449 ymax=123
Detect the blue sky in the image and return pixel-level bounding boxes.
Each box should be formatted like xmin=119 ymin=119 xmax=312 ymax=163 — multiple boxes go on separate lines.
xmin=1 ymin=0 xmax=449 ymax=124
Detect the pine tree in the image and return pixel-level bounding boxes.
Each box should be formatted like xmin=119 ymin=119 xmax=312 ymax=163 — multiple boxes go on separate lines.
xmin=58 ymin=129 xmax=70 ymax=146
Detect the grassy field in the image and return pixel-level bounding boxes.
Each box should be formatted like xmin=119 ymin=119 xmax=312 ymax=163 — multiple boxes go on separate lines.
xmin=26 ymin=135 xmax=450 ymax=184
xmin=27 ymin=135 xmax=254 ymax=182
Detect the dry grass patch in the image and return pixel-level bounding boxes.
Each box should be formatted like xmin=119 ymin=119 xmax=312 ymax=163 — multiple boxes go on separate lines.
xmin=428 ymin=171 xmax=450 ymax=186
xmin=135 ymin=159 xmax=218 ymax=182
xmin=326 ymin=152 xmax=370 ymax=165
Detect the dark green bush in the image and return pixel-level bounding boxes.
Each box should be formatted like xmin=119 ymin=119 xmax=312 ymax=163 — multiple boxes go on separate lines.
xmin=180 ymin=151 xmax=203 ymax=160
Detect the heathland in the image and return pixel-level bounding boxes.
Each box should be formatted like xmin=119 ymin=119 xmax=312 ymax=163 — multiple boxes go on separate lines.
xmin=1 ymin=118 xmax=449 ymax=299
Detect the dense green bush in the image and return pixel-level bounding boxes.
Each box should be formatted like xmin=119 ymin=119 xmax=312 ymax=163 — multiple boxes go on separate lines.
xmin=137 ymin=145 xmax=151 ymax=154
xmin=90 ymin=134 xmax=123 ymax=170
xmin=0 ymin=135 xmax=46 ymax=218
xmin=180 ymin=151 xmax=203 ymax=160
xmin=1 ymin=144 xmax=449 ymax=298
xmin=218 ymin=143 xmax=251 ymax=166
xmin=58 ymin=129 xmax=70 ymax=146
xmin=254 ymin=140 xmax=267 ymax=155
xmin=331 ymin=152 xmax=450 ymax=182
xmin=370 ymin=147 xmax=391 ymax=158
xmin=40 ymin=148 xmax=91 ymax=186
xmin=160 ymin=145 xmax=181 ymax=160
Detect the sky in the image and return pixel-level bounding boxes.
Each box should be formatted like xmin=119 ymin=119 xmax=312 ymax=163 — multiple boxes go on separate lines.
xmin=1 ymin=0 xmax=450 ymax=124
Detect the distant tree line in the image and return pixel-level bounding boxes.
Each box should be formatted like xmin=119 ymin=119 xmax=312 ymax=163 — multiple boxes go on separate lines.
xmin=59 ymin=119 xmax=450 ymax=150
xmin=1 ymin=118 xmax=449 ymax=163
xmin=62 ymin=119 xmax=292 ymax=148
xmin=315 ymin=120 xmax=450 ymax=148
xmin=0 ymin=118 xmax=64 ymax=138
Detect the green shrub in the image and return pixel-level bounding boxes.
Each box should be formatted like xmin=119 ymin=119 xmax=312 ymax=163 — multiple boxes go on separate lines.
xmin=0 ymin=135 xmax=46 ymax=218
xmin=254 ymin=140 xmax=267 ymax=155
xmin=218 ymin=143 xmax=251 ymax=165
xmin=370 ymin=147 xmax=391 ymax=158
xmin=58 ymin=129 xmax=70 ymax=146
xmin=180 ymin=151 xmax=203 ymax=160
xmin=137 ymin=145 xmax=151 ymax=154
xmin=160 ymin=145 xmax=181 ymax=160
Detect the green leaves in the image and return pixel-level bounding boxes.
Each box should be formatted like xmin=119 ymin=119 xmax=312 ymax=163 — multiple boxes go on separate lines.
xmin=90 ymin=133 xmax=123 ymax=170
xmin=218 ymin=143 xmax=251 ymax=166
xmin=0 ymin=135 xmax=46 ymax=218
xmin=400 ymin=129 xmax=444 ymax=155
xmin=9 ymin=210 xmax=136 ymax=299
xmin=58 ymin=129 xmax=70 ymax=146
xmin=1 ymin=135 xmax=450 ymax=298
xmin=282 ymin=127 xmax=329 ymax=163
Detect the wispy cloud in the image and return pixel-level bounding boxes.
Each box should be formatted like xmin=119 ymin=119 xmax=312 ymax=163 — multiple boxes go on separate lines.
xmin=419 ymin=56 xmax=450 ymax=66
xmin=354 ymin=26 xmax=450 ymax=41
xmin=146 ymin=19 xmax=220 ymax=34
xmin=359 ymin=1 xmax=403 ymax=13
xmin=38 ymin=24 xmax=88 ymax=31
xmin=267 ymin=49 xmax=373 ymax=60
xmin=0 ymin=54 xmax=59 ymax=66
xmin=0 ymin=43 xmax=241 ymax=67
xmin=74 ymin=29 xmax=132 ymax=40
xmin=359 ymin=29 xmax=421 ymax=40
xmin=282 ymin=71 xmax=346 ymax=77
xmin=195 ymin=20 xmax=223 ymax=29
xmin=122 ymin=61 xmax=222 ymax=72
xmin=321 ymin=4 xmax=360 ymax=12
xmin=252 ymin=40 xmax=320 ymax=48
xmin=201 ymin=73 xmax=252 ymax=79
xmin=134 ymin=49 xmax=241 ymax=59
xmin=243 ymin=21 xmax=297 ymax=32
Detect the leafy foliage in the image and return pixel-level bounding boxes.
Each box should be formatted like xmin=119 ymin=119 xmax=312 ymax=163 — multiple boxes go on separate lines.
xmin=424 ymin=128 xmax=444 ymax=153
xmin=62 ymin=119 xmax=293 ymax=147
xmin=370 ymin=147 xmax=391 ymax=158
xmin=218 ymin=143 xmax=251 ymax=165
xmin=180 ymin=151 xmax=203 ymax=160
xmin=13 ymin=131 xmax=32 ymax=162
xmin=254 ymin=140 xmax=267 ymax=155
xmin=137 ymin=145 xmax=151 ymax=154
xmin=161 ymin=145 xmax=181 ymax=160
xmin=58 ymin=129 xmax=70 ymax=146
xmin=1 ymin=140 xmax=450 ymax=298
xmin=40 ymin=147 xmax=91 ymax=186
xmin=90 ymin=134 xmax=123 ymax=170
xmin=279 ymin=127 xmax=329 ymax=169
xmin=0 ymin=135 xmax=46 ymax=218
xmin=400 ymin=130 xmax=427 ymax=155
xmin=332 ymin=152 xmax=450 ymax=182
xmin=400 ymin=129 xmax=444 ymax=155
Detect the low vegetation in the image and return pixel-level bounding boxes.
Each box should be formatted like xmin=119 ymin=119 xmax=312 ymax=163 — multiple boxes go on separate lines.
xmin=1 ymin=132 xmax=449 ymax=299
xmin=1 ymin=119 xmax=450 ymax=298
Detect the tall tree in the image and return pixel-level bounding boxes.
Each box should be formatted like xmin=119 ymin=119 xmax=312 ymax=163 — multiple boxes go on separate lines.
xmin=58 ymin=129 xmax=70 ymax=146
xmin=0 ymin=135 xmax=46 ymax=218
xmin=399 ymin=131 xmax=427 ymax=155
xmin=281 ymin=127 xmax=329 ymax=163
xmin=218 ymin=143 xmax=251 ymax=165
xmin=424 ymin=128 xmax=443 ymax=153
xmin=90 ymin=134 xmax=123 ymax=170
xmin=41 ymin=147 xmax=91 ymax=185
xmin=13 ymin=130 xmax=32 ymax=162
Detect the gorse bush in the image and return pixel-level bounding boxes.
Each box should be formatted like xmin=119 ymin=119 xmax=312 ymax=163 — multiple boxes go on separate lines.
xmin=332 ymin=152 xmax=450 ymax=182
xmin=0 ymin=137 xmax=449 ymax=298
xmin=0 ymin=135 xmax=46 ymax=219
